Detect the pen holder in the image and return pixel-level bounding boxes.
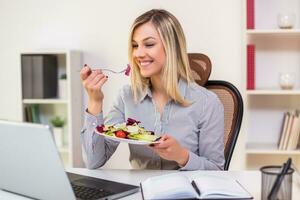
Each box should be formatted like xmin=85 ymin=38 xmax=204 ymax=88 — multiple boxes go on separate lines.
xmin=260 ymin=165 xmax=294 ymax=200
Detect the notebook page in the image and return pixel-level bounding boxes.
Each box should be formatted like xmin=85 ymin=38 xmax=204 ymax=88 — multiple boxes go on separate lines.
xmin=193 ymin=175 xmax=252 ymax=199
xmin=141 ymin=173 xmax=199 ymax=199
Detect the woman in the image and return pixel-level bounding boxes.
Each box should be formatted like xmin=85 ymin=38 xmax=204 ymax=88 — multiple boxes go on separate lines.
xmin=80 ymin=9 xmax=224 ymax=170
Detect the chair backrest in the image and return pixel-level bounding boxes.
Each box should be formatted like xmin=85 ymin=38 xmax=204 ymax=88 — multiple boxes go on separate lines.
xmin=188 ymin=53 xmax=211 ymax=86
xmin=188 ymin=53 xmax=244 ymax=170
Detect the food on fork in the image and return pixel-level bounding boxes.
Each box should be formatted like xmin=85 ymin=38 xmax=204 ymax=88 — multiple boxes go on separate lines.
xmin=96 ymin=118 xmax=159 ymax=142
xmin=124 ymin=64 xmax=131 ymax=76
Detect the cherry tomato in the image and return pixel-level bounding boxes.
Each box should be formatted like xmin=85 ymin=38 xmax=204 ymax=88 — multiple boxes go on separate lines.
xmin=115 ymin=130 xmax=127 ymax=138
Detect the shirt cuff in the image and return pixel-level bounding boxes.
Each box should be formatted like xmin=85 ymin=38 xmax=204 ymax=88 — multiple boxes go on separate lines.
xmin=80 ymin=109 xmax=105 ymax=153
xmin=179 ymin=151 xmax=204 ymax=171
xmin=84 ymin=108 xmax=104 ymax=128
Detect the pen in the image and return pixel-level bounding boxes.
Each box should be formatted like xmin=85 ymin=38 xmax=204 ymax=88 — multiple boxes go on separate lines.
xmin=267 ymin=158 xmax=292 ymax=200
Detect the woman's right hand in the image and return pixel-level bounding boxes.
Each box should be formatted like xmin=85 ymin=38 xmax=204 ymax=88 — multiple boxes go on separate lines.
xmin=80 ymin=65 xmax=108 ymax=115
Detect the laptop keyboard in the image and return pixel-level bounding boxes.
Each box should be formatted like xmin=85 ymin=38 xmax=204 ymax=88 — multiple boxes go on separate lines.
xmin=71 ymin=183 xmax=115 ymax=200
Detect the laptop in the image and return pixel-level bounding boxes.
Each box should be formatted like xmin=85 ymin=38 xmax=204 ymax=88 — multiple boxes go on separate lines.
xmin=0 ymin=120 xmax=139 ymax=200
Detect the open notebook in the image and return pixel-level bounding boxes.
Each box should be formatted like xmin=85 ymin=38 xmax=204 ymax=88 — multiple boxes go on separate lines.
xmin=140 ymin=173 xmax=253 ymax=200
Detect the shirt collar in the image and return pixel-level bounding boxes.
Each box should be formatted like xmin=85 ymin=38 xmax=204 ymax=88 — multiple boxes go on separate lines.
xmin=138 ymin=78 xmax=188 ymax=103
xmin=138 ymin=86 xmax=152 ymax=103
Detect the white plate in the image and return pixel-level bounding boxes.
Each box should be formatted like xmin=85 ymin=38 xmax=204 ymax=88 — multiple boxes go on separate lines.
xmin=95 ymin=129 xmax=161 ymax=145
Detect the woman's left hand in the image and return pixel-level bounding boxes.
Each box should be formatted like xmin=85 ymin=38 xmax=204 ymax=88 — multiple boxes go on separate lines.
xmin=149 ymin=134 xmax=189 ymax=167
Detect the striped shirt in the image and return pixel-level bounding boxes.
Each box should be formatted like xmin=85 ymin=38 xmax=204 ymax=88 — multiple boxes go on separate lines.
xmin=80 ymin=79 xmax=224 ymax=170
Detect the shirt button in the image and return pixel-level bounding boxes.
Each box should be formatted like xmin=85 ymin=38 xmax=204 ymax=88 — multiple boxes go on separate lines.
xmin=80 ymin=128 xmax=86 ymax=134
xmin=92 ymin=122 xmax=96 ymax=126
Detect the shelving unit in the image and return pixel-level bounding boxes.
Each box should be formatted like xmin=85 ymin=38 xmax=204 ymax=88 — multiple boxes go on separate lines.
xmin=243 ymin=0 xmax=300 ymax=169
xmin=246 ymin=144 xmax=300 ymax=155
xmin=19 ymin=50 xmax=84 ymax=167
xmin=247 ymin=29 xmax=300 ymax=35
xmin=23 ymin=99 xmax=69 ymax=104
xmin=247 ymin=90 xmax=300 ymax=95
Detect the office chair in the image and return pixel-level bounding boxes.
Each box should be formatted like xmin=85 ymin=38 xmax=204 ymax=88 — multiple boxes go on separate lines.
xmin=188 ymin=53 xmax=244 ymax=170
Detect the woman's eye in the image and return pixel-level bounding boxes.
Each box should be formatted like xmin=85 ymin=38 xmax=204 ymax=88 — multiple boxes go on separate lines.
xmin=145 ymin=44 xmax=155 ymax=47
xmin=132 ymin=44 xmax=138 ymax=48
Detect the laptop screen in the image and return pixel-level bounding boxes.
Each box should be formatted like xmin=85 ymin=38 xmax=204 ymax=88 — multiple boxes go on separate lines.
xmin=0 ymin=120 xmax=139 ymax=200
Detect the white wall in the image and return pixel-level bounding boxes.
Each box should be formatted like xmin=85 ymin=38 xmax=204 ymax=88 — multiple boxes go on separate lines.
xmin=0 ymin=0 xmax=244 ymax=169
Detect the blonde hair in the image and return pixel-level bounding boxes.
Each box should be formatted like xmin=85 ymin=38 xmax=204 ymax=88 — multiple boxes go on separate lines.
xmin=128 ymin=9 xmax=194 ymax=106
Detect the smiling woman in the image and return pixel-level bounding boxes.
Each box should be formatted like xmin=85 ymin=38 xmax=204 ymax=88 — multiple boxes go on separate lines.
xmin=80 ymin=9 xmax=225 ymax=170
xmin=128 ymin=9 xmax=193 ymax=107
xmin=131 ymin=22 xmax=166 ymax=79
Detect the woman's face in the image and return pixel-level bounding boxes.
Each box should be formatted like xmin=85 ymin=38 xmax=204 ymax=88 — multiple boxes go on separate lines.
xmin=132 ymin=22 xmax=166 ymax=78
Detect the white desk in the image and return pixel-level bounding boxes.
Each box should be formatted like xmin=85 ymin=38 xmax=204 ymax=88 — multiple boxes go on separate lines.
xmin=1 ymin=168 xmax=299 ymax=199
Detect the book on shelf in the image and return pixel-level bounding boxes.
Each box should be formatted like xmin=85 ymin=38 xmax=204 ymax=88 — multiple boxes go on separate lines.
xmin=140 ymin=173 xmax=253 ymax=200
xmin=278 ymin=110 xmax=300 ymax=150
xmin=21 ymin=56 xmax=33 ymax=98
xmin=21 ymin=55 xmax=58 ymax=99
xmin=25 ymin=106 xmax=33 ymax=122
xmin=30 ymin=104 xmax=41 ymax=123
xmin=24 ymin=105 xmax=41 ymax=123
xmin=286 ymin=110 xmax=300 ymax=150
xmin=278 ymin=112 xmax=289 ymax=149
xmin=282 ymin=113 xmax=294 ymax=150
xmin=246 ymin=0 xmax=255 ymax=29
xmin=32 ymin=55 xmax=58 ymax=98
xmin=247 ymin=44 xmax=255 ymax=90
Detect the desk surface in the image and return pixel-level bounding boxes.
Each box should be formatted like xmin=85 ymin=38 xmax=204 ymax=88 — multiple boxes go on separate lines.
xmin=1 ymin=168 xmax=299 ymax=199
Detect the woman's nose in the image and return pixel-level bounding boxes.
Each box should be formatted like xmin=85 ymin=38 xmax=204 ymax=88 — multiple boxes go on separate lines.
xmin=133 ymin=47 xmax=146 ymax=58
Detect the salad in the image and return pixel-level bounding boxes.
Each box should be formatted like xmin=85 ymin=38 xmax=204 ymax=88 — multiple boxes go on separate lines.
xmin=96 ymin=118 xmax=160 ymax=142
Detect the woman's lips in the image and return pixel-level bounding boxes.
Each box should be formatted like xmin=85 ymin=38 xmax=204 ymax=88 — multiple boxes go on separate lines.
xmin=140 ymin=61 xmax=153 ymax=67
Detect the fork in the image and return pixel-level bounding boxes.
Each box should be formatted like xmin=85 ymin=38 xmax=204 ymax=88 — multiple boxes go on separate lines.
xmin=78 ymin=64 xmax=131 ymax=75
xmin=92 ymin=68 xmax=126 ymax=74
xmin=77 ymin=68 xmax=125 ymax=73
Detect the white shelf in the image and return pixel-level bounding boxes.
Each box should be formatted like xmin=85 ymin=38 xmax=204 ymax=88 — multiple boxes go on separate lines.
xmin=246 ymin=149 xmax=300 ymax=155
xmin=246 ymin=143 xmax=300 ymax=155
xmin=247 ymin=90 xmax=300 ymax=95
xmin=23 ymin=99 xmax=68 ymax=104
xmin=20 ymin=49 xmax=73 ymax=55
xmin=20 ymin=50 xmax=83 ymax=167
xmin=243 ymin=0 xmax=300 ymax=169
xmin=247 ymin=29 xmax=300 ymax=35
